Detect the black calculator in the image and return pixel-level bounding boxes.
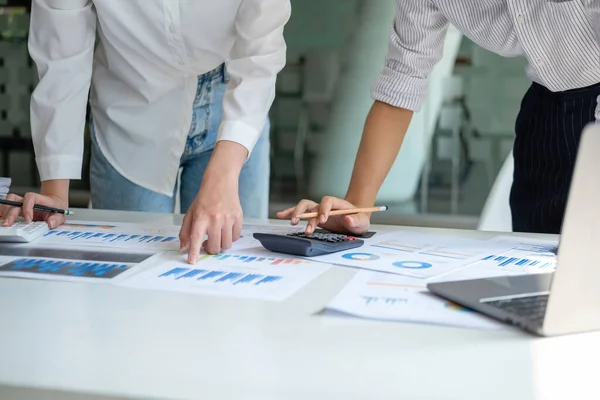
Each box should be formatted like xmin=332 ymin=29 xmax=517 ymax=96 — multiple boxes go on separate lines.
xmin=253 ymin=231 xmax=364 ymax=257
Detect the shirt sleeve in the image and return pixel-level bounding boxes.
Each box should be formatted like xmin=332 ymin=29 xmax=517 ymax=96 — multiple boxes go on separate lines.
xmin=371 ymin=0 xmax=449 ymax=112
xmin=28 ymin=0 xmax=97 ymax=181
xmin=218 ymin=0 xmax=291 ymax=155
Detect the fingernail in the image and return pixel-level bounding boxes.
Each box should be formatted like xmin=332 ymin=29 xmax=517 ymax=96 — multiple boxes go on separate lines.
xmin=306 ymin=226 xmax=314 ymax=233
xmin=292 ymin=218 xmax=299 ymax=224
xmin=48 ymin=221 xmax=54 ymax=229
xmin=319 ymin=214 xmax=326 ymax=223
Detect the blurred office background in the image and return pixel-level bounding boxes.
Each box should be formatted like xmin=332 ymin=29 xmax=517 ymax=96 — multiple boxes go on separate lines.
xmin=1 ymin=0 xmax=527 ymax=229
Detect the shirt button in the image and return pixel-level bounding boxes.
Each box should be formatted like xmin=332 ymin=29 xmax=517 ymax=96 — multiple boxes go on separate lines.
xmin=517 ymin=13 xmax=524 ymax=23
xmin=537 ymin=58 xmax=545 ymax=67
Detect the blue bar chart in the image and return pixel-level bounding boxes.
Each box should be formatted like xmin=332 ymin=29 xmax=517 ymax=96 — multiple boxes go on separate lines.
xmin=115 ymin=255 xmax=330 ymax=302
xmin=40 ymin=229 xmax=178 ymax=250
xmin=158 ymin=267 xmax=283 ymax=286
xmin=481 ymin=254 xmax=555 ymax=269
xmin=198 ymin=253 xmax=307 ymax=266
xmin=0 ymin=258 xmax=132 ymax=279
xmin=362 ymin=296 xmax=408 ymax=306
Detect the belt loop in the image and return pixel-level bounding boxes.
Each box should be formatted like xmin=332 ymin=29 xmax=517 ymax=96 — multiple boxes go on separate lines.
xmin=222 ymin=63 xmax=230 ymax=84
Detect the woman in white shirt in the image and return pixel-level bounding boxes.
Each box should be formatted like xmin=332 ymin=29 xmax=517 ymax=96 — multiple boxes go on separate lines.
xmin=0 ymin=0 xmax=290 ymax=263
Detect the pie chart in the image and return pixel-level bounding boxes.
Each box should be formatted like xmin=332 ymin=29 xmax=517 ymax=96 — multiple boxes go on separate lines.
xmin=342 ymin=253 xmax=380 ymax=261
xmin=392 ymin=261 xmax=432 ymax=269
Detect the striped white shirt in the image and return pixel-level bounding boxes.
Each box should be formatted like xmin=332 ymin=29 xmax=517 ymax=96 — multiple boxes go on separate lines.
xmin=373 ymin=0 xmax=600 ymax=112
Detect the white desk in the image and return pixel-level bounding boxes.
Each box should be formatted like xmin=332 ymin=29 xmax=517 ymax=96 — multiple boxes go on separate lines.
xmin=1 ymin=210 xmax=599 ymax=400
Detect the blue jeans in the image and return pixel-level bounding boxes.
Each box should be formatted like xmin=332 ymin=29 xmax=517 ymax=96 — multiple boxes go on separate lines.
xmin=89 ymin=64 xmax=271 ymax=219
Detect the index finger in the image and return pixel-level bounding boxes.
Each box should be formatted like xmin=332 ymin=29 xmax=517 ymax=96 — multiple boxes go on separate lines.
xmin=2 ymin=193 xmax=23 ymax=226
xmin=276 ymin=206 xmax=296 ymax=219
xmin=179 ymin=213 xmax=192 ymax=252
xmin=289 ymin=199 xmax=319 ymax=225
xmin=318 ymin=196 xmax=356 ymax=224
xmin=21 ymin=192 xmax=43 ymax=223
xmin=188 ymin=219 xmax=208 ymax=264
xmin=277 ymin=200 xmax=317 ymax=220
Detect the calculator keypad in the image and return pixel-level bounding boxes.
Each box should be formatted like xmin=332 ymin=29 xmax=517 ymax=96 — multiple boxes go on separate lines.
xmin=13 ymin=222 xmax=48 ymax=233
xmin=286 ymin=232 xmax=357 ymax=243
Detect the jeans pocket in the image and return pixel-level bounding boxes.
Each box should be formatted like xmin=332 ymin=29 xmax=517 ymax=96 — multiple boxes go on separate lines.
xmin=185 ymin=66 xmax=228 ymax=155
xmin=192 ymin=75 xmax=213 ymax=109
xmin=186 ymin=104 xmax=211 ymax=154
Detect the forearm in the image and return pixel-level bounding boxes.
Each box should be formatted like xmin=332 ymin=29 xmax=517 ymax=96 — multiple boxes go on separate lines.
xmin=29 ymin=0 xmax=96 ymax=197
xmin=40 ymin=179 xmax=70 ymax=204
xmin=203 ymin=141 xmax=248 ymax=185
xmin=345 ymin=101 xmax=413 ymax=207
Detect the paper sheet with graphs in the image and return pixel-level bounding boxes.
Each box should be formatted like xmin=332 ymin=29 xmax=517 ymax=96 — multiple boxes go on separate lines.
xmin=310 ymin=230 xmax=516 ymax=279
xmin=0 ymin=243 xmax=156 ymax=283
xmin=0 ymin=220 xmax=326 ymax=301
xmin=35 ymin=220 xmax=303 ymax=252
xmin=327 ymin=271 xmax=505 ymax=330
xmin=113 ymin=248 xmax=330 ymax=301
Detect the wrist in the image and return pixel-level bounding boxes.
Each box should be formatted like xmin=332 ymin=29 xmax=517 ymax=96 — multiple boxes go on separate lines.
xmin=202 ymin=142 xmax=247 ymax=187
xmin=40 ymin=180 xmax=70 ymax=205
xmin=208 ymin=140 xmax=247 ymax=175
xmin=345 ymin=188 xmax=376 ymax=208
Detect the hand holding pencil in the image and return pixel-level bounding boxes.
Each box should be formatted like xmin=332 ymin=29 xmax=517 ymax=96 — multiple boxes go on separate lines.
xmin=277 ymin=196 xmax=384 ymax=235
xmin=0 ymin=191 xmax=70 ymax=229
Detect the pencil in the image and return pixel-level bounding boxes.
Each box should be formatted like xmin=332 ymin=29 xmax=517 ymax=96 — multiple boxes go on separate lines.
xmin=297 ymin=205 xmax=388 ymax=220
xmin=0 ymin=198 xmax=75 ymax=216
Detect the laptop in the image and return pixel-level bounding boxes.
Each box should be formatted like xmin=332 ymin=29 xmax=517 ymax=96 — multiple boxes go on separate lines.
xmin=427 ymin=123 xmax=600 ymax=337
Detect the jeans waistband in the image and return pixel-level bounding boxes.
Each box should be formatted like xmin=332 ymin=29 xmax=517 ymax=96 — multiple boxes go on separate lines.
xmin=199 ymin=63 xmax=228 ymax=83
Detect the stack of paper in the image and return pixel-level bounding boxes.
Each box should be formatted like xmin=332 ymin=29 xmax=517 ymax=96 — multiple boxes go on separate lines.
xmin=0 ymin=177 xmax=10 ymax=197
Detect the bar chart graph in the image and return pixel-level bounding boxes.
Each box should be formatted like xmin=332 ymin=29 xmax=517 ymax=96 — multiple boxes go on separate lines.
xmin=481 ymin=254 xmax=555 ymax=269
xmin=197 ymin=253 xmax=308 ymax=266
xmin=0 ymin=258 xmax=132 ymax=279
xmin=115 ymin=255 xmax=330 ymax=301
xmin=362 ymin=295 xmax=408 ymax=306
xmin=158 ymin=267 xmax=283 ymax=286
xmin=40 ymin=229 xmax=179 ymax=250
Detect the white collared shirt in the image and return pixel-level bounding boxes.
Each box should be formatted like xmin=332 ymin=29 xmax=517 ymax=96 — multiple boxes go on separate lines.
xmin=29 ymin=0 xmax=290 ymax=195
xmin=372 ymin=0 xmax=600 ymax=112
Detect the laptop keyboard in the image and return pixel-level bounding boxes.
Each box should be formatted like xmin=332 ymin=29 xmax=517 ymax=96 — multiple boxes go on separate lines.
xmin=483 ymin=294 xmax=549 ymax=325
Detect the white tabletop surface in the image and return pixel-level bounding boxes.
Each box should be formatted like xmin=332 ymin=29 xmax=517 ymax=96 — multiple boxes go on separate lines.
xmin=1 ymin=209 xmax=599 ymax=400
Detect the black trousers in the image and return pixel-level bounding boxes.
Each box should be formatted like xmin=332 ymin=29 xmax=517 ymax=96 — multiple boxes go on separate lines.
xmin=510 ymin=82 xmax=600 ymax=234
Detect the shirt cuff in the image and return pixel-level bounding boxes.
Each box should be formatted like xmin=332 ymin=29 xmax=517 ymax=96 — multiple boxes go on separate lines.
xmin=217 ymin=120 xmax=262 ymax=160
xmin=371 ymin=68 xmax=427 ymax=112
xmin=36 ymin=155 xmax=83 ymax=181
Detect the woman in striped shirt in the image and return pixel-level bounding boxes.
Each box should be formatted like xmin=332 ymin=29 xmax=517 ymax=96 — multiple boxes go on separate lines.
xmin=280 ymin=0 xmax=600 ymax=235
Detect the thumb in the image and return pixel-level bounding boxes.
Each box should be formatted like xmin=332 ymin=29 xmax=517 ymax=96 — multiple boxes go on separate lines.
xmin=345 ymin=215 xmax=358 ymax=227
xmin=344 ymin=214 xmax=369 ymax=234
xmin=46 ymin=214 xmax=65 ymax=230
